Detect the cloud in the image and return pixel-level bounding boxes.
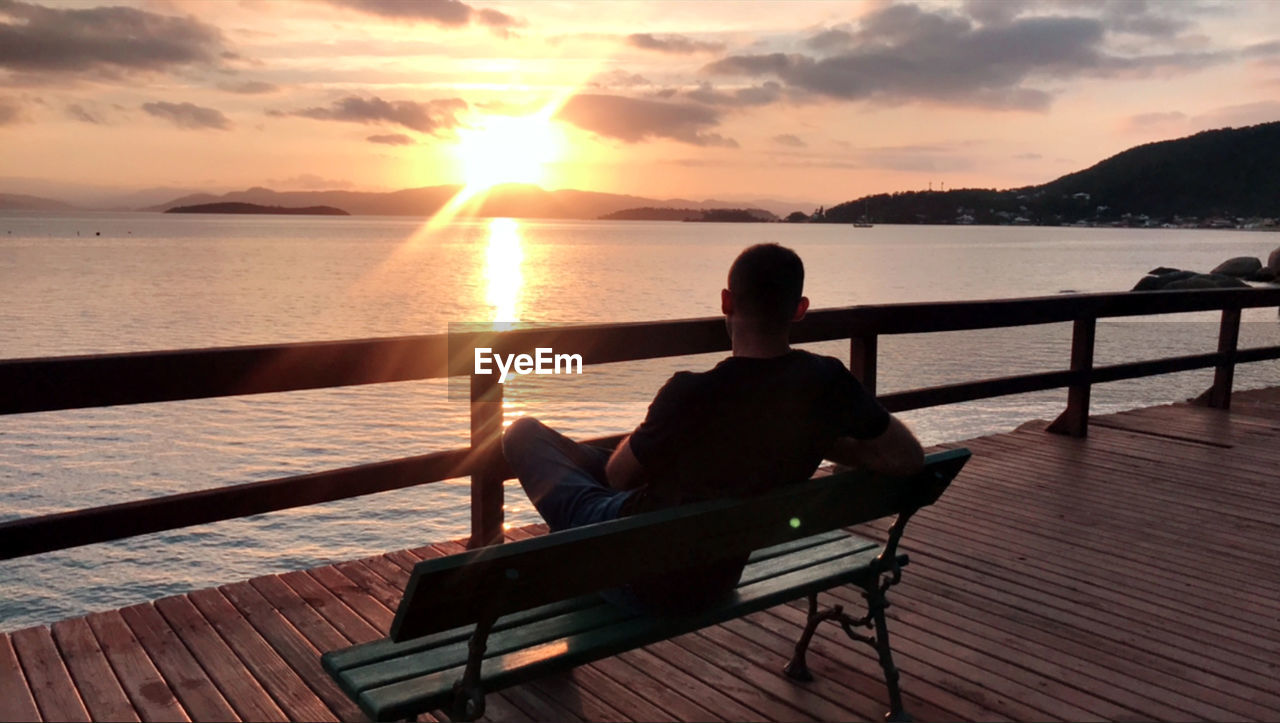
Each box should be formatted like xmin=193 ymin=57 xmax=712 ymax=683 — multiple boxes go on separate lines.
xmin=627 ymin=33 xmax=725 ymax=55
xmin=1124 ymin=110 xmax=1187 ymax=132
xmin=805 ymin=27 xmax=855 ymax=51
xmin=1193 ymin=100 xmax=1280 ymax=130
xmin=0 ymin=96 xmax=21 ymax=124
xmin=367 ymin=132 xmax=414 ymax=145
xmin=685 ymin=81 xmax=783 ymax=107
xmin=217 ymin=80 xmax=279 ymax=94
xmin=966 ymin=0 xmax=1191 ymax=38
xmin=141 ymin=101 xmax=231 ymax=130
xmin=66 ymin=103 xmax=103 ymax=124
xmin=1014 ymin=151 xmax=1043 ymax=159
xmin=283 ymin=95 xmax=467 ymax=134
xmin=324 ymin=0 xmax=522 ymax=32
xmin=772 ymin=133 xmax=806 ymax=147
xmin=555 ymin=93 xmax=737 ymax=147
xmin=705 ymin=3 xmax=1224 ymax=111
xmin=588 ymin=69 xmax=652 ymax=89
xmin=0 ymin=0 xmax=224 ymax=76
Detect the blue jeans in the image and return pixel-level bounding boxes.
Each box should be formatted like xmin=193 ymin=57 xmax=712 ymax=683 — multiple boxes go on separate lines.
xmin=501 ymin=416 xmax=645 ymax=612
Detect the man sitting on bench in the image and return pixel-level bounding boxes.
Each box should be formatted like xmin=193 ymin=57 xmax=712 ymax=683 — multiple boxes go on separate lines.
xmin=502 ymin=243 xmax=924 ymax=614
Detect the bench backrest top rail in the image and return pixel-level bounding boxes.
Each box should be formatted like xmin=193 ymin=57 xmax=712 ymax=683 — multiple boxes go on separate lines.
xmin=389 ymin=448 xmax=970 ymax=640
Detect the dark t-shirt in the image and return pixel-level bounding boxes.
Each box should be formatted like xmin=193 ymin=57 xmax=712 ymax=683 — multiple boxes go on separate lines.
xmin=619 ymin=349 xmax=890 ymax=612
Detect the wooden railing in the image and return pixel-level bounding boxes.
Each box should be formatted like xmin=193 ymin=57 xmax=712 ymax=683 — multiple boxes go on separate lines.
xmin=3 ymin=287 xmax=1279 ymax=558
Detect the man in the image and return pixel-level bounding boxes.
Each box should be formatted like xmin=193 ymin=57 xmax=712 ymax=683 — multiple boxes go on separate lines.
xmin=502 ymin=243 xmax=923 ymax=613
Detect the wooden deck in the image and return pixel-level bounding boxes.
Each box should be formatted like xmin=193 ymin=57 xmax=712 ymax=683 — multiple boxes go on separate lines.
xmin=3 ymin=387 xmax=1279 ymax=722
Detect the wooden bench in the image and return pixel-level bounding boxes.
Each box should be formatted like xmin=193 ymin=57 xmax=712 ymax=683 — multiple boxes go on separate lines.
xmin=322 ymin=448 xmax=970 ymax=722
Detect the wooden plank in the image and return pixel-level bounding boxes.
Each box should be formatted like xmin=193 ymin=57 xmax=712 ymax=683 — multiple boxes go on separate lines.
xmin=118 ymin=603 xmax=239 ymax=721
xmin=9 ymin=626 xmax=90 ymax=722
xmin=216 ymin=582 xmax=367 ymax=722
xmin=265 ymin=573 xmax=383 ymax=645
xmin=905 ymin=547 xmax=1280 ymax=713
xmin=50 ymin=617 xmax=140 ymax=722
xmin=83 ymin=611 xmax=189 ymax=723
xmin=907 ymin=503 xmax=1280 ymax=671
xmin=306 ymin=566 xmax=395 ymax=633
xmin=900 ymin=562 xmax=1277 ymax=721
xmin=917 ymin=465 xmax=1280 ymax=617
xmin=0 ymin=632 xmax=41 ymax=723
xmin=882 ymin=574 xmax=1257 ymax=720
xmin=152 ymin=595 xmax=289 ymax=722
xmin=185 ymin=587 xmax=336 ymax=722
xmin=708 ymin=607 xmax=996 ymax=722
xmin=571 ymin=652 xmax=724 ymax=721
xmin=697 ymin=611 xmax=980 ymax=722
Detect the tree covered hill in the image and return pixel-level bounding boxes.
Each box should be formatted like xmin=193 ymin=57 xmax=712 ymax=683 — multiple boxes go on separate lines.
xmin=818 ymin=121 xmax=1280 ymax=227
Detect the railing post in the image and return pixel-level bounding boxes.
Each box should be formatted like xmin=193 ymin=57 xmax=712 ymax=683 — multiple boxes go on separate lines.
xmin=1207 ymin=307 xmax=1241 ymax=410
xmin=850 ymin=334 xmax=878 ymax=396
xmin=468 ymin=372 xmax=505 ymax=548
xmin=1047 ymin=318 xmax=1096 ymax=438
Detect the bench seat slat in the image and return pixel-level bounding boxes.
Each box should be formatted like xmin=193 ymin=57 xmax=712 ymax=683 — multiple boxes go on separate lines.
xmin=357 ymin=536 xmax=891 ymax=721
xmin=323 ymin=528 xmax=855 ymax=675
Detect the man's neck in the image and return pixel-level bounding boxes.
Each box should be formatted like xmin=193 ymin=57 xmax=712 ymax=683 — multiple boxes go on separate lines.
xmin=730 ymin=334 xmax=792 ymax=359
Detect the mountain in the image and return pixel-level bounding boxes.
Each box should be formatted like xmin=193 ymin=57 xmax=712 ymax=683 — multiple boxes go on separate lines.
xmin=166 ymin=202 xmax=349 ymax=215
xmin=820 ymin=121 xmax=1280 ymax=226
xmin=1036 ymin=122 xmax=1280 ymax=218
xmin=0 ymin=193 xmax=78 ymax=211
xmin=145 ymin=183 xmax=802 ymax=220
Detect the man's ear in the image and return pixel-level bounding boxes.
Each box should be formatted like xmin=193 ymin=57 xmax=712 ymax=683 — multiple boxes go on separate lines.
xmin=792 ymin=296 xmax=810 ymax=321
xmin=721 ymin=288 xmax=733 ymax=315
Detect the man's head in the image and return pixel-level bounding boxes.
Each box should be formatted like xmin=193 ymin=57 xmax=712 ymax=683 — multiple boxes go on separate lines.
xmin=721 ymin=243 xmax=809 ymax=340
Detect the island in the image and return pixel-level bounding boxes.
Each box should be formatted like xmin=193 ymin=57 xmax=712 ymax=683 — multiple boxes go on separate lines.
xmin=165 ymin=202 xmax=349 ymax=215
xmin=599 ymin=206 xmax=778 ymax=222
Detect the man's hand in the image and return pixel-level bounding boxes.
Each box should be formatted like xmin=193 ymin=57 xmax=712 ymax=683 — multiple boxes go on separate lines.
xmin=826 ymin=415 xmax=924 ymax=477
xmin=605 ymin=435 xmax=646 ymax=490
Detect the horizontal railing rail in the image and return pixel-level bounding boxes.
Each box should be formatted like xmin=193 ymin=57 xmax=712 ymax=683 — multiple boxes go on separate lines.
xmin=2 ymin=286 xmax=1278 ymax=558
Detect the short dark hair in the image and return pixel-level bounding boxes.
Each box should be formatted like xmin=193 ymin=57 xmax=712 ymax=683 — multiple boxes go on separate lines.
xmin=727 ymin=243 xmax=804 ymax=331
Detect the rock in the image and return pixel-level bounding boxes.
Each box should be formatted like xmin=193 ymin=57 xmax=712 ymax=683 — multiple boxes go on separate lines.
xmin=1268 ymin=246 xmax=1280 ymax=274
xmin=1147 ymin=266 xmax=1182 ymax=275
xmin=1132 ymin=270 xmax=1196 ymax=291
xmin=1135 ymin=270 xmax=1250 ymax=291
xmin=1247 ymin=267 xmax=1277 ymax=282
xmin=1207 ymin=273 xmax=1250 ymax=288
xmin=1165 ymin=276 xmax=1218 ymax=290
xmin=1211 ymin=256 xmax=1262 ymax=277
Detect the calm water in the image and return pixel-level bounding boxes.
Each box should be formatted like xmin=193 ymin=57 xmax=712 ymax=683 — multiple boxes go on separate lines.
xmin=3 ymin=212 xmax=1279 ymax=629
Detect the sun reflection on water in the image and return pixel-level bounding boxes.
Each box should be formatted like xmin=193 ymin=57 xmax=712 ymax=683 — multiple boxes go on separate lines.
xmin=483 ymin=218 xmax=528 ymax=431
xmin=484 ymin=218 xmax=523 ymax=326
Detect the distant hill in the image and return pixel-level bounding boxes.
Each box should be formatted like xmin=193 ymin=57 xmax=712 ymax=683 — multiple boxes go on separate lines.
xmin=0 ymin=193 xmax=77 ymax=211
xmin=819 ymin=121 xmax=1280 ymax=227
xmin=166 ymin=202 xmax=349 ymax=215
xmin=145 ymin=184 xmax=809 ymax=220
xmin=600 ymin=206 xmax=777 ymax=221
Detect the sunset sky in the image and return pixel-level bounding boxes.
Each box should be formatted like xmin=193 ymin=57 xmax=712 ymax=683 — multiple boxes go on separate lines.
xmin=2 ymin=0 xmax=1280 ymax=205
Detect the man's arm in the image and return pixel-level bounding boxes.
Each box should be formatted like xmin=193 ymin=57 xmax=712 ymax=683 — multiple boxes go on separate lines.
xmin=826 ymin=415 xmax=924 ymax=477
xmin=605 ymin=435 xmax=646 ymax=490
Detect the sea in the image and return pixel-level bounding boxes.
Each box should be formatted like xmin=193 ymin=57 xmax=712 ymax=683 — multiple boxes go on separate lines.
xmin=2 ymin=211 xmax=1279 ymax=630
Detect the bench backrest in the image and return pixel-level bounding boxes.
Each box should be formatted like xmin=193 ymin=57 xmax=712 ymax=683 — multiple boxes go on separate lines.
xmin=390 ymin=447 xmax=970 ymax=641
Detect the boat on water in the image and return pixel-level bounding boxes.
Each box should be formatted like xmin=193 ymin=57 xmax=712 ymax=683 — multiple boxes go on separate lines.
xmin=852 ymin=222 xmax=873 ymax=228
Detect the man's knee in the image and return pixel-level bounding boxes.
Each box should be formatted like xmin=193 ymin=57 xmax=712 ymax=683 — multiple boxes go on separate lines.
xmin=501 ymin=415 xmax=546 ymax=464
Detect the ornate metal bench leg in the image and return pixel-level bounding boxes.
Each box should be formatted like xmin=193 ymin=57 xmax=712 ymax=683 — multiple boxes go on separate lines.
xmin=784 ymin=593 xmax=821 ymax=681
xmin=785 ymin=592 xmax=846 ymax=682
xmin=866 ymin=586 xmax=910 ymax=722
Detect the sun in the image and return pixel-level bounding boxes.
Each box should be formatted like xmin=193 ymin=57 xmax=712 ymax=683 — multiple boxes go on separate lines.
xmin=455 ymin=112 xmax=565 ymax=189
